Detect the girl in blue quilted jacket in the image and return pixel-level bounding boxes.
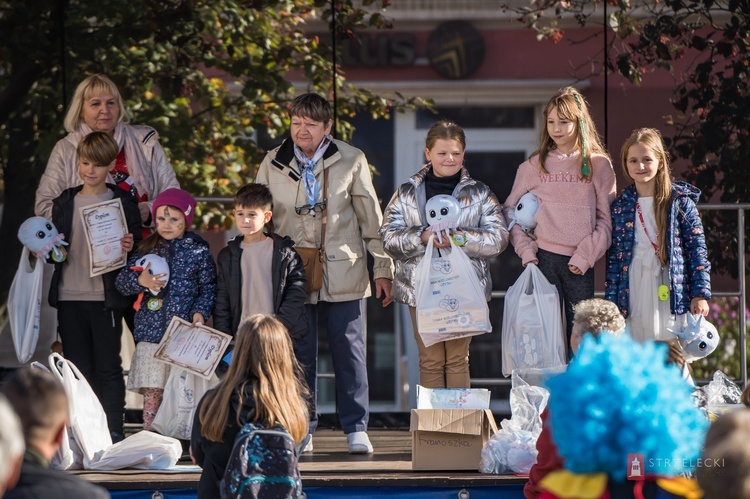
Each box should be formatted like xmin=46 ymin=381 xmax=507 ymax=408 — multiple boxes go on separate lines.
xmin=116 ymin=188 xmax=217 ymax=430
xmin=605 ymin=128 xmax=710 ymax=342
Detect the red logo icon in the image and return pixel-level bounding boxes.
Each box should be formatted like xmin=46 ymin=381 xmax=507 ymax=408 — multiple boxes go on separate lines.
xmin=627 ymin=453 xmax=645 ymax=480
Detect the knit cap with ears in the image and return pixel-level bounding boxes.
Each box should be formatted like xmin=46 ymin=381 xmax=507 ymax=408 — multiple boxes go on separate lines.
xmin=152 ymin=188 xmax=197 ymax=228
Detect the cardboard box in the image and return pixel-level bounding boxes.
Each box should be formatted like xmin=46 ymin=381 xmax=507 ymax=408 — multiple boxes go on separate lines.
xmin=410 ymin=409 xmax=498 ymax=471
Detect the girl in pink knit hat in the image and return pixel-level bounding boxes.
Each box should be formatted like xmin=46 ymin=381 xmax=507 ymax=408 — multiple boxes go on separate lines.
xmin=116 ymin=188 xmax=217 ymax=430
xmin=504 ymin=87 xmax=617 ymax=356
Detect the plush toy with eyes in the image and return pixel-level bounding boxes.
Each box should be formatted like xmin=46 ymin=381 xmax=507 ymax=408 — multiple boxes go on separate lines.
xmin=425 ymin=195 xmax=461 ymax=244
xmin=668 ymin=313 xmax=720 ymax=362
xmin=130 ymin=254 xmax=170 ymax=295
xmin=17 ymin=216 xmax=68 ymax=262
xmin=507 ymin=192 xmax=539 ymax=240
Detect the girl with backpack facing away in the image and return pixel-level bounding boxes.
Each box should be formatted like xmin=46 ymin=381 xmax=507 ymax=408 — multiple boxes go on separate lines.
xmin=115 ymin=188 xmax=216 ymax=430
xmin=605 ymin=128 xmax=710 ymax=342
xmin=504 ymin=87 xmax=616 ymax=350
xmin=191 ymin=314 xmax=309 ymax=499
xmin=379 ymin=120 xmax=508 ymax=389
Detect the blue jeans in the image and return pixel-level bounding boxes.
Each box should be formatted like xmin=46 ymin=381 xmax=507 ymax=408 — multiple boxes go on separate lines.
xmin=293 ymin=300 xmax=369 ymax=435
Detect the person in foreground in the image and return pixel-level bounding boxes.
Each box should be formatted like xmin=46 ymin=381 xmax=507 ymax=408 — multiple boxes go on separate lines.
xmin=537 ymin=333 xmax=708 ymax=499
xmin=2 ymin=368 xmax=109 ymax=499
xmin=697 ymin=409 xmax=750 ymax=498
xmin=0 ymin=394 xmax=24 ymax=498
xmin=191 ymin=315 xmax=309 ymax=499
xmin=256 ymin=93 xmax=394 ymax=453
xmin=524 ymin=298 xmax=626 ymax=499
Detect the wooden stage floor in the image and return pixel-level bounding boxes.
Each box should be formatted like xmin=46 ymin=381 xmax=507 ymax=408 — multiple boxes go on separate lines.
xmin=73 ymin=429 xmax=527 ymax=492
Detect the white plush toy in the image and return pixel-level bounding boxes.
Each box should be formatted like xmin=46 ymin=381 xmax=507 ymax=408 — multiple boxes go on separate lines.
xmin=668 ymin=313 xmax=720 ymax=362
xmin=130 ymin=254 xmax=170 ymax=295
xmin=507 ymin=192 xmax=539 ymax=240
xmin=425 ymin=194 xmax=461 ymax=244
xmin=17 ymin=216 xmax=68 ymax=262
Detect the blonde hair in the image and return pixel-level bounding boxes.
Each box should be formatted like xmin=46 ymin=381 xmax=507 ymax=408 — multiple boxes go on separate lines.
xmin=76 ymin=131 xmax=119 ymax=166
xmin=571 ymin=298 xmax=626 ymax=343
xmin=64 ymin=74 xmax=129 ymax=133
xmin=199 ymin=315 xmax=309 ymax=443
xmin=697 ymin=409 xmax=750 ymax=499
xmin=535 ymin=86 xmax=609 ymax=180
xmin=425 ymin=120 xmax=466 ymax=152
xmin=620 ymin=127 xmax=673 ymax=265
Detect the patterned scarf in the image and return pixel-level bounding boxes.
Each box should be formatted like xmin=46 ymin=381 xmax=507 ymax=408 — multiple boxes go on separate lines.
xmin=293 ymin=136 xmax=331 ymax=207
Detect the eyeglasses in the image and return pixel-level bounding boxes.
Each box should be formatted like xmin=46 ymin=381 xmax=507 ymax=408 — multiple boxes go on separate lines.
xmin=295 ymin=201 xmax=327 ymax=215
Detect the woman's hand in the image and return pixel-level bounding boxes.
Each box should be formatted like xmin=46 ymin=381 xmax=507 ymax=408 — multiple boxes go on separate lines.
xmin=568 ymin=264 xmax=583 ymax=275
xmin=192 ymin=313 xmax=205 ymax=327
xmin=138 ymin=202 xmax=151 ymax=224
xmin=691 ymin=297 xmax=709 ymax=316
xmin=523 ymin=259 xmax=539 ymax=267
xmin=121 ymin=233 xmax=134 ymax=253
xmin=137 ymin=263 xmax=167 ymax=294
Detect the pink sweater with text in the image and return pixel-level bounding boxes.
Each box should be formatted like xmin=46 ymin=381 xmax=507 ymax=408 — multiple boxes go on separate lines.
xmin=504 ymin=150 xmax=616 ymax=274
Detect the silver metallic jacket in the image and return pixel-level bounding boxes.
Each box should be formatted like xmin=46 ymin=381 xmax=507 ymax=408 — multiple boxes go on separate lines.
xmin=379 ymin=166 xmax=509 ymax=307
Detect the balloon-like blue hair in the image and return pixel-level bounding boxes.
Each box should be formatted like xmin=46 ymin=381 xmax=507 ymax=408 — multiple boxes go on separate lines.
xmin=546 ymin=333 xmax=708 ymax=481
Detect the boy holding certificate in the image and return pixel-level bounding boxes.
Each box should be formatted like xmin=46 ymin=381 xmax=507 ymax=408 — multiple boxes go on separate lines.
xmin=49 ymin=131 xmax=142 ymax=442
xmin=214 ymin=183 xmax=308 ymax=340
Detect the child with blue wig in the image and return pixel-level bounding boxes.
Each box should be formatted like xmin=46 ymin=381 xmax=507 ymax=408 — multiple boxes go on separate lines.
xmin=538 ymin=333 xmax=709 ymax=498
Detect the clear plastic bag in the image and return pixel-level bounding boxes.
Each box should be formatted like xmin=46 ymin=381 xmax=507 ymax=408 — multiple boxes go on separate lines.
xmin=501 ymin=264 xmax=566 ymax=376
xmin=479 ymin=372 xmax=549 ymax=474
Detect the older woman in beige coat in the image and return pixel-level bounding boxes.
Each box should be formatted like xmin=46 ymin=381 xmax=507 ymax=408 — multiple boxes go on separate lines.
xmin=256 ymin=93 xmax=393 ymax=455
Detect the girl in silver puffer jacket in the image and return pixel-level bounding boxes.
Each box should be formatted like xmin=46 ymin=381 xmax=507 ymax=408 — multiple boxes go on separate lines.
xmin=379 ymin=121 xmax=509 ymax=389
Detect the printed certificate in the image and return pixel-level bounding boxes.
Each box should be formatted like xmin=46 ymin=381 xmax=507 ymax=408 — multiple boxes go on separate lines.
xmin=154 ymin=317 xmax=232 ymax=379
xmin=80 ymin=198 xmax=129 ymax=277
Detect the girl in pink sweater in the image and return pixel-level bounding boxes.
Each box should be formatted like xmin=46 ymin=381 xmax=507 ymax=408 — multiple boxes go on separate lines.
xmin=504 ymin=87 xmax=616 ymax=352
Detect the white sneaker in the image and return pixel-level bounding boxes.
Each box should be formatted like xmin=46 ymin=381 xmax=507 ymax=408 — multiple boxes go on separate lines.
xmin=300 ymin=434 xmax=313 ymax=453
xmin=347 ymin=431 xmax=373 ymax=454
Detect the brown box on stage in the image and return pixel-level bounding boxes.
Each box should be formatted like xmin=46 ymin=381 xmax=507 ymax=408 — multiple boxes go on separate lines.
xmin=410 ymin=409 xmax=498 ymax=471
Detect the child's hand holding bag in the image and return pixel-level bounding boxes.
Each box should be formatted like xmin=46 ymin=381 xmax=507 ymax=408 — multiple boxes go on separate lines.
xmin=414 ymin=234 xmax=491 ymax=347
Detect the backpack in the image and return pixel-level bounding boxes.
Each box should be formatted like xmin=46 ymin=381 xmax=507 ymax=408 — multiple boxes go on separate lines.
xmin=220 ymin=422 xmax=305 ymax=499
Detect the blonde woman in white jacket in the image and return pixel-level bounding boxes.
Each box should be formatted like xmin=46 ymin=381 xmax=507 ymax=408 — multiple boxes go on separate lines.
xmin=35 ymin=74 xmax=178 ymax=225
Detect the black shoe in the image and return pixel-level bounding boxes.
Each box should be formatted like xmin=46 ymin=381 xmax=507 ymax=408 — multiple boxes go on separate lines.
xmin=110 ymin=431 xmax=125 ymax=444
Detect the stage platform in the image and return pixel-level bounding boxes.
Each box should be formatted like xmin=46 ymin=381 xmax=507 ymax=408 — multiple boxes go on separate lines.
xmin=73 ymin=429 xmax=527 ymax=498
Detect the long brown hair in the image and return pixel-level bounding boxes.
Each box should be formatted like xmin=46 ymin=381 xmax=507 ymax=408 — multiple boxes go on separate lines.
xmin=199 ymin=315 xmax=309 ymax=443
xmin=534 ymin=86 xmax=609 ymax=180
xmin=620 ymin=128 xmax=673 ymax=265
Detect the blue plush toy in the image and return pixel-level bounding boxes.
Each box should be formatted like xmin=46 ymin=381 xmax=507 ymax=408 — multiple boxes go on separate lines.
xmin=669 ymin=313 xmax=720 ymax=362
xmin=17 ymin=216 xmax=68 ymax=262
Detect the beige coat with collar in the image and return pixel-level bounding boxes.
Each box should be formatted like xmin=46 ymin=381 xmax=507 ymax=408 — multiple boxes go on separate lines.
xmin=256 ymin=138 xmax=393 ymax=304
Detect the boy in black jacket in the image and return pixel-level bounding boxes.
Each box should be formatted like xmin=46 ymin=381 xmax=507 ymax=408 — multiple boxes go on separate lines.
xmin=214 ymin=183 xmax=308 ymax=340
xmin=50 ymin=131 xmax=141 ymax=440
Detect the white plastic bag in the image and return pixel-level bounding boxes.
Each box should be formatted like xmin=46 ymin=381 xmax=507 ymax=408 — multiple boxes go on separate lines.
xmin=49 ymin=353 xmax=112 ymax=466
xmin=86 ymin=431 xmax=182 ymax=471
xmin=501 ymin=264 xmax=566 ymax=377
xmin=7 ymin=248 xmax=43 ymax=363
xmin=30 ymin=361 xmax=84 ymax=470
xmin=415 ymin=235 xmax=491 ymax=347
xmin=151 ymin=367 xmax=218 ymax=440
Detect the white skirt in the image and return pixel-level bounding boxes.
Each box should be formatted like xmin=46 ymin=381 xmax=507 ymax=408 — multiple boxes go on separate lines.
xmin=127 ymin=341 xmax=171 ymax=393
xmin=626 ymin=247 xmax=685 ymax=342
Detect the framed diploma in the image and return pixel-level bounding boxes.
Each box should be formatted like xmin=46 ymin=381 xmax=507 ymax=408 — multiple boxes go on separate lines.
xmin=154 ymin=317 xmax=232 ymax=379
xmin=80 ymin=198 xmax=129 ymax=277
